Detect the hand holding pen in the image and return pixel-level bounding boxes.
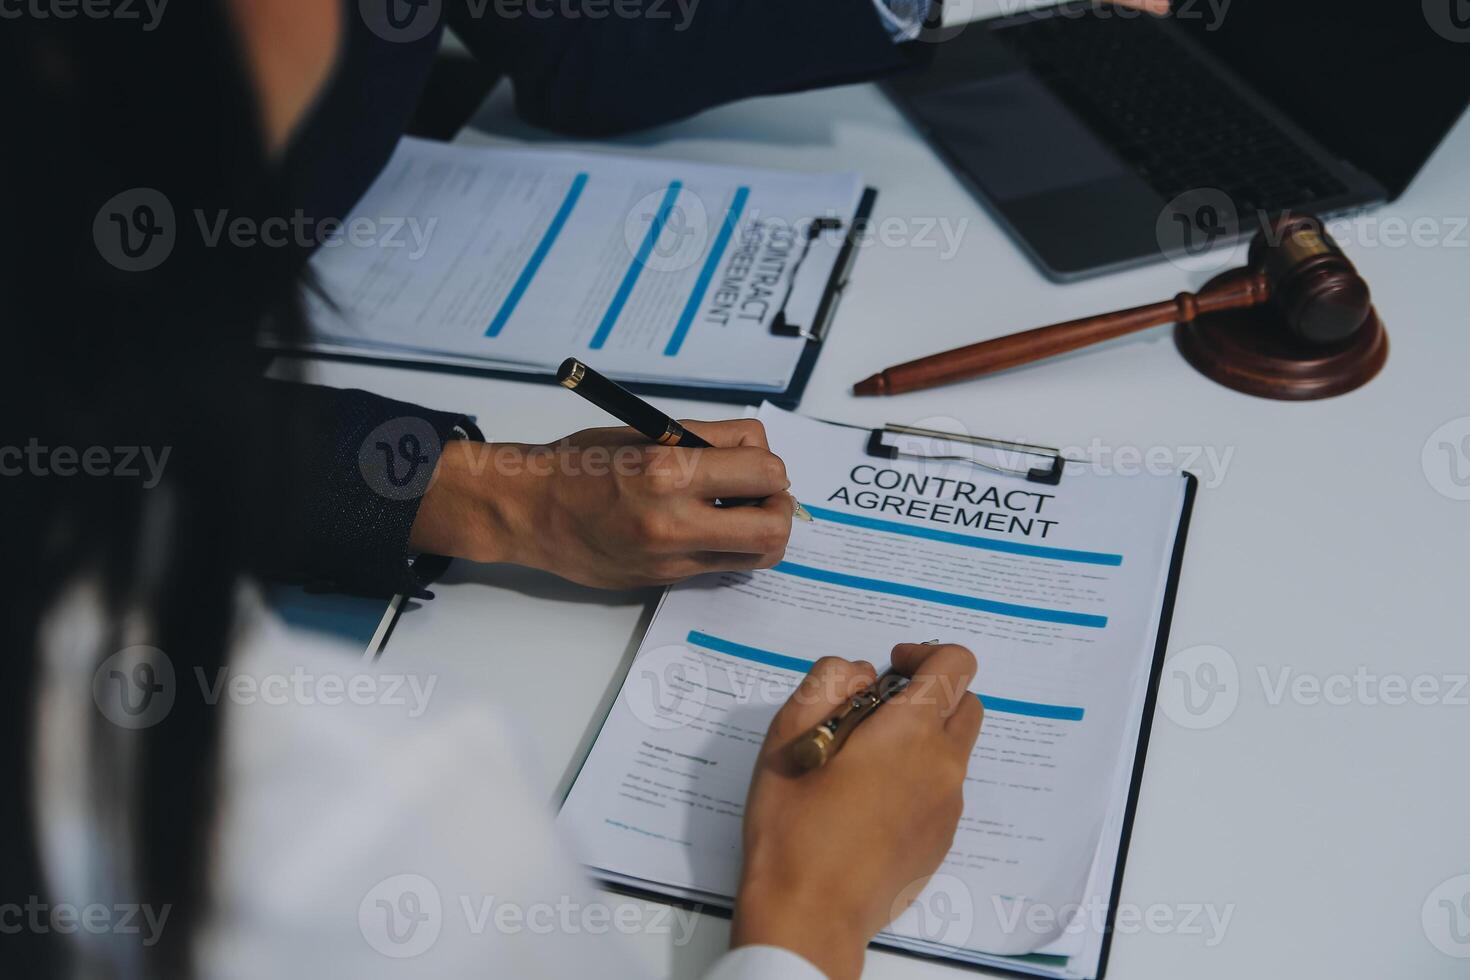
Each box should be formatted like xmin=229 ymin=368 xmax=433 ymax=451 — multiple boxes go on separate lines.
xmin=559 ymin=358 xmax=811 ymax=521
xmin=407 ymin=361 xmax=802 ymax=589
xmin=733 ymin=643 xmax=983 ymax=980
xmin=789 ymin=639 xmax=944 ymax=770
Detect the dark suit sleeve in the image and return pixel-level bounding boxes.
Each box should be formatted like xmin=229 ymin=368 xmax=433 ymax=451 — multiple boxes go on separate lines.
xmin=283 ymin=3 xmax=929 ymax=223
xmin=260 ymin=380 xmax=480 ymax=598
xmin=266 ymin=4 xmax=929 ymax=598
xmin=281 ymin=17 xmax=446 ymax=238
xmin=448 ymin=0 xmax=931 ymax=136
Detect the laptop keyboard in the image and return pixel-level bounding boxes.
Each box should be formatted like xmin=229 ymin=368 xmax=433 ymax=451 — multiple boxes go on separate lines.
xmin=994 ymin=10 xmax=1348 ymax=217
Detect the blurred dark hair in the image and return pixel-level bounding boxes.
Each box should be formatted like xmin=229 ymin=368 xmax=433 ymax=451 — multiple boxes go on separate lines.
xmin=1 ymin=5 xmax=308 ymax=976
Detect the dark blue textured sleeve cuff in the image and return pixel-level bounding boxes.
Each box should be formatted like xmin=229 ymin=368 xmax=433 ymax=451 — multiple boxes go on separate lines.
xmin=262 ymin=380 xmax=481 ymax=599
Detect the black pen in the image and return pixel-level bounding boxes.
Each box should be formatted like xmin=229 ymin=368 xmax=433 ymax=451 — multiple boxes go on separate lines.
xmin=557 ymin=358 xmax=811 ymax=521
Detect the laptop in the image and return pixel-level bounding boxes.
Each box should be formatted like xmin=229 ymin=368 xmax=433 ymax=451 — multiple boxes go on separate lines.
xmin=884 ymin=0 xmax=1470 ymax=281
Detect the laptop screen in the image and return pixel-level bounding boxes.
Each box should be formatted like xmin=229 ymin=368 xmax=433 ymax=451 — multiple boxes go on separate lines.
xmin=1177 ymin=1 xmax=1470 ymax=197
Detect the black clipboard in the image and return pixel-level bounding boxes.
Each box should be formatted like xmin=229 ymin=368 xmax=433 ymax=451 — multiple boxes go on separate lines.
xmin=556 ymin=456 xmax=1200 ymax=980
xmin=272 ymin=188 xmax=879 ymax=410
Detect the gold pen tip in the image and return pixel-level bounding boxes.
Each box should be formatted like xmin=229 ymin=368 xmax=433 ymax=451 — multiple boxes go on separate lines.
xmin=792 ymin=498 xmax=813 ymax=522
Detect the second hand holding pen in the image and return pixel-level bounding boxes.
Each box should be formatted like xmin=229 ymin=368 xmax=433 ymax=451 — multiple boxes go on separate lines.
xmin=557 ymin=358 xmax=811 ymax=521
xmin=791 ymin=639 xmax=941 ymax=770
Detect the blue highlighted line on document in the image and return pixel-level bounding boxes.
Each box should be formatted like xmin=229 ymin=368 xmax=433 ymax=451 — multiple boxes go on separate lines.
xmin=664 ymin=186 xmax=749 ymax=357
xmin=803 ymin=505 xmax=1123 ymax=566
xmin=685 ymin=630 xmax=1085 ymax=721
xmin=486 ymin=172 xmax=589 ymax=337
xmin=771 ymin=561 xmax=1108 ymax=629
xmin=591 ymin=180 xmax=683 ymax=349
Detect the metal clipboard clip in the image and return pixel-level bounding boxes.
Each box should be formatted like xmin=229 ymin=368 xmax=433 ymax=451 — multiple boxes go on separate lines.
xmin=771 ymin=216 xmax=847 ymax=341
xmin=865 ymin=424 xmax=1066 ymax=486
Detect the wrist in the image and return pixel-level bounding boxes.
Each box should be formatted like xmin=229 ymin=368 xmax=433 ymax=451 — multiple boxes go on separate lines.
xmin=409 ymin=441 xmax=533 ymax=565
xmin=732 ymin=873 xmax=868 ymax=980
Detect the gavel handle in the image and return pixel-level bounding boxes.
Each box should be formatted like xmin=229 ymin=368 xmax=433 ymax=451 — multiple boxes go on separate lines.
xmin=855 ymin=270 xmax=1270 ymax=396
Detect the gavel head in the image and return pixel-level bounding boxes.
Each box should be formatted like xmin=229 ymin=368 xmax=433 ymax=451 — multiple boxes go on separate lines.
xmin=1248 ymin=213 xmax=1372 ymax=345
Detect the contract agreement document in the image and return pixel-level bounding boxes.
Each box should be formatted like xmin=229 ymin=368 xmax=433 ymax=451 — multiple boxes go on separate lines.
xmin=558 ymin=406 xmax=1196 ymax=979
xmin=287 ymin=137 xmax=865 ymax=396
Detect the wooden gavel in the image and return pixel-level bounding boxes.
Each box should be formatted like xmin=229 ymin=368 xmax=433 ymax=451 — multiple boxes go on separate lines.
xmin=854 ymin=214 xmax=1374 ymax=397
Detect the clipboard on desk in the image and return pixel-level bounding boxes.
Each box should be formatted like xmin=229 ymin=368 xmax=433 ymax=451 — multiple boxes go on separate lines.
xmin=553 ymin=404 xmax=1198 ymax=980
xmin=279 ymin=190 xmax=875 ymax=410
xmin=573 ymin=187 xmax=875 ymax=408
xmin=268 ymin=137 xmax=876 ymax=409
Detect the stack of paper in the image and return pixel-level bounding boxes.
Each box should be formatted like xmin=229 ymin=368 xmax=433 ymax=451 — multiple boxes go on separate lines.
xmin=290 ymin=137 xmax=865 ymax=393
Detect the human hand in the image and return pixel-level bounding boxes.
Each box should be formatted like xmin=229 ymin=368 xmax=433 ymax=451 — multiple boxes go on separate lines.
xmin=731 ymin=644 xmax=983 ymax=980
xmin=409 ymin=419 xmax=794 ymax=588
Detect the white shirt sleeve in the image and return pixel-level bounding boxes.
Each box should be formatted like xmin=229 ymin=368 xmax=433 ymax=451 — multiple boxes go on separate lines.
xmin=704 ymin=946 xmax=828 ymax=980
xmin=871 ymin=0 xmax=931 ymax=42
xmin=194 ymin=596 xmax=827 ymax=980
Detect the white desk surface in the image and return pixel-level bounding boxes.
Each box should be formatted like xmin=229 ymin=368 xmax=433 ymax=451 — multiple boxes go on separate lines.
xmin=282 ymin=78 xmax=1470 ymax=978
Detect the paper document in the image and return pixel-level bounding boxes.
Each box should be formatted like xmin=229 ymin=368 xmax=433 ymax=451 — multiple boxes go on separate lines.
xmin=557 ymin=406 xmax=1193 ymax=979
xmin=294 ymin=138 xmax=863 ymax=391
